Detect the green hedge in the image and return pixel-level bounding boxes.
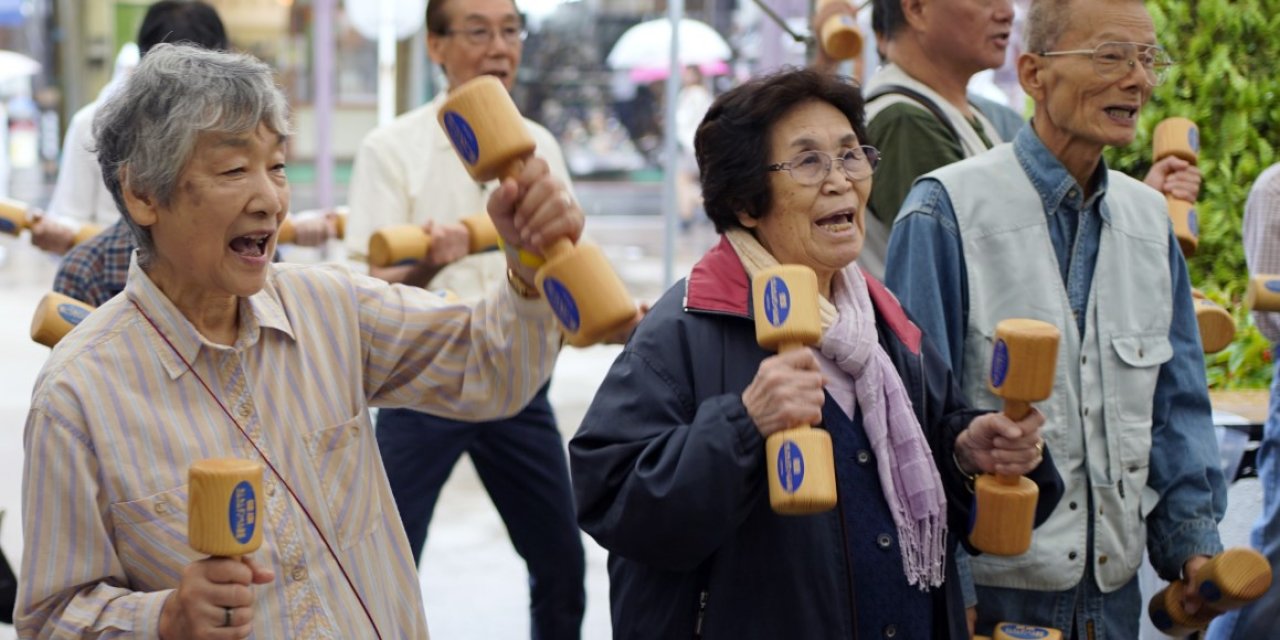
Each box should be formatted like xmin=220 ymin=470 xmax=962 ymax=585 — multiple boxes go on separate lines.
xmin=1105 ymin=0 xmax=1280 ymax=388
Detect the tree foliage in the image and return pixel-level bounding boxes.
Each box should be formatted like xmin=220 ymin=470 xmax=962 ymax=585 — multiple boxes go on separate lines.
xmin=1105 ymin=0 xmax=1280 ymax=388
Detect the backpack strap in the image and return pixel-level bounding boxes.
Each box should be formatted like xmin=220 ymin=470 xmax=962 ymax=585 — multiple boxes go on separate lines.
xmin=865 ymin=83 xmax=963 ymax=145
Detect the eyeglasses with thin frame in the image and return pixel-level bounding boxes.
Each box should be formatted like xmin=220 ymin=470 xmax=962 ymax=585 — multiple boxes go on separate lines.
xmin=1037 ymin=41 xmax=1174 ymax=86
xmin=442 ymin=24 xmax=528 ymax=47
xmin=766 ymin=146 xmax=881 ymax=186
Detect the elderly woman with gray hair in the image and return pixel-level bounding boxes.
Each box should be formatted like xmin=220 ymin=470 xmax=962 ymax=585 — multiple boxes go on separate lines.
xmin=17 ymin=43 xmax=580 ymax=638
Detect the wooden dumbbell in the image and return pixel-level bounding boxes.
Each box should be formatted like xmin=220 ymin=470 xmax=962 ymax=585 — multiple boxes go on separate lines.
xmin=1147 ymin=548 xmax=1273 ymax=635
xmin=438 ymin=75 xmax=636 ymax=347
xmin=367 ymin=214 xmax=499 ymax=268
xmin=1153 ymin=117 xmax=1200 ymax=256
xmin=0 ymin=196 xmax=101 ymax=247
xmin=1148 ymin=579 xmax=1219 ymax=636
xmin=30 ymin=292 xmax=94 ymax=348
xmin=188 ymin=458 xmax=264 ymax=557
xmin=992 ymin=622 xmax=1063 ymax=640
xmin=1246 ymin=275 xmax=1280 ymax=312
xmin=1190 ymin=547 xmax=1273 ymax=612
xmin=753 ymin=265 xmax=837 ymax=515
xmin=1191 ymin=290 xmax=1235 ymax=354
xmin=970 ymin=318 xmax=1060 ymax=556
xmin=816 ymin=0 xmax=863 ymax=60
xmin=277 ymin=212 xmax=347 ymax=245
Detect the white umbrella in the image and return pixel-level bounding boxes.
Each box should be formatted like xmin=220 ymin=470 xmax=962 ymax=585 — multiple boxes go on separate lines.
xmin=0 ymin=50 xmax=40 ymax=83
xmin=607 ymin=17 xmax=731 ymax=70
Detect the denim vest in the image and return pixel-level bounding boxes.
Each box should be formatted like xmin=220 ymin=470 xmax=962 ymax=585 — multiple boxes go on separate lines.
xmin=931 ymin=144 xmax=1173 ymax=591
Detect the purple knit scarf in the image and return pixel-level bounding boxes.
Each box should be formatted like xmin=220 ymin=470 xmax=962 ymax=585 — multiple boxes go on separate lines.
xmin=819 ymin=267 xmax=948 ymax=589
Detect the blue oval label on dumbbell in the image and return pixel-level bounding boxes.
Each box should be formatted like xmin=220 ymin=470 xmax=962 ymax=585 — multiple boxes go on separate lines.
xmin=996 ymin=623 xmax=1051 ymax=639
xmin=991 ymin=339 xmax=1010 ymax=388
xmin=228 ymin=480 xmax=257 ymax=544
xmin=0 ymin=218 xmax=17 ymax=234
xmin=543 ymin=278 xmax=581 ymax=332
xmin=1187 ymin=207 xmax=1198 ymax=237
xmin=1198 ymin=579 xmax=1223 ymax=603
xmin=762 ymin=276 xmax=791 ymax=327
xmin=442 ymin=111 xmax=480 ymax=166
xmin=1266 ymin=280 xmax=1280 ymax=294
xmin=1188 ymin=126 xmax=1200 ymax=154
xmin=776 ymin=440 xmax=805 ymax=493
xmin=58 ymin=303 xmax=89 ymax=325
xmin=1150 ymin=609 xmax=1174 ymax=631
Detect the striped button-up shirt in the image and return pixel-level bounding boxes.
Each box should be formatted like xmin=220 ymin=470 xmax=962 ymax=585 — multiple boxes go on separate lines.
xmin=19 ymin=256 xmax=562 ymax=639
xmin=1246 ymin=163 xmax=1280 ymax=344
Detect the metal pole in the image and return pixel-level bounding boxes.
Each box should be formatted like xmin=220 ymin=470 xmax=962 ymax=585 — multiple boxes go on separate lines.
xmin=314 ymin=0 xmax=335 ymax=210
xmin=660 ymin=0 xmax=685 ymax=289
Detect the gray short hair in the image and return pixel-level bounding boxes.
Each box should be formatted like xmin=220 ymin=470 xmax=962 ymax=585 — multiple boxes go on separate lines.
xmin=94 ymin=43 xmax=291 ymax=266
xmin=1024 ymin=0 xmax=1075 ymax=53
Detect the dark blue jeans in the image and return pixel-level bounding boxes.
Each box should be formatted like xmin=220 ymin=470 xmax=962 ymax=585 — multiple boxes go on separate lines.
xmin=376 ymin=384 xmax=585 ymax=640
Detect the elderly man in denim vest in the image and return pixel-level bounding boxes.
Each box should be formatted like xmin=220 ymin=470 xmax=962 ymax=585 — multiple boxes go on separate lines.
xmin=883 ymin=0 xmax=1227 ymax=637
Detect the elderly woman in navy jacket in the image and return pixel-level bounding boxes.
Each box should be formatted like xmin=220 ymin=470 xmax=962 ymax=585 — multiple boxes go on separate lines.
xmin=569 ymin=68 xmax=1063 ymax=639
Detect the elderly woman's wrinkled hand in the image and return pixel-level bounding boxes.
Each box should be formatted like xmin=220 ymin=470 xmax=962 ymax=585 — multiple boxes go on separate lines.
xmin=741 ymin=349 xmax=826 ymax=438
xmin=486 ymin=156 xmax=584 ymax=259
xmin=955 ymin=408 xmax=1047 ymax=477
xmin=159 ymin=555 xmax=274 ymax=640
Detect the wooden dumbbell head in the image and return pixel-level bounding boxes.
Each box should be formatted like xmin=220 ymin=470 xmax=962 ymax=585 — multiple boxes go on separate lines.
xmin=817 ymin=0 xmax=862 ymax=60
xmin=438 ymin=76 xmax=536 ymax=182
xmin=1193 ymin=547 xmax=1273 ymax=610
xmin=988 ymin=318 xmax=1061 ymax=415
xmin=1153 ymin=117 xmax=1200 ymax=164
xmin=753 ymin=265 xmax=823 ymax=352
xmin=368 ymin=224 xmax=430 ymax=268
xmin=536 ymin=242 xmax=639 ymax=347
xmin=1166 ymin=197 xmax=1199 ymax=256
xmin=459 ymin=213 xmax=499 ymax=253
xmin=1247 ymin=275 xmax=1280 ymax=312
xmin=766 ymin=427 xmax=837 ymax=514
xmin=1148 ymin=580 xmax=1217 ymax=636
xmin=31 ymin=292 xmax=93 ymax=348
xmin=73 ymin=223 xmax=103 ymax=247
xmin=0 ymin=196 xmax=31 ymax=236
xmin=188 ymin=458 xmax=264 ymax=557
xmin=334 ymin=212 xmax=347 ymax=240
xmin=970 ymin=471 xmax=1039 ymax=555
xmin=1194 ymin=297 xmax=1235 ymax=354
xmin=993 ymin=622 xmax=1064 ymax=640
xmin=278 ymin=217 xmax=297 ymax=245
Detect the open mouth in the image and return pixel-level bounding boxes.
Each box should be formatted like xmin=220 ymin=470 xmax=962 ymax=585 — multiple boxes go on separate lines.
xmin=816 ymin=210 xmax=856 ymax=232
xmin=229 ymin=232 xmax=271 ymax=258
xmin=1104 ymin=106 xmax=1138 ymax=122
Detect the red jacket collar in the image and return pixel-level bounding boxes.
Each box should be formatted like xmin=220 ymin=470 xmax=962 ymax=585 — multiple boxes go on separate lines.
xmin=684 ymin=235 xmax=922 ymax=354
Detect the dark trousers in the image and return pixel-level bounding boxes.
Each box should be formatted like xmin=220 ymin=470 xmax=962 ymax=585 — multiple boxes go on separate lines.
xmin=376 ymin=384 xmax=585 ymax=640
